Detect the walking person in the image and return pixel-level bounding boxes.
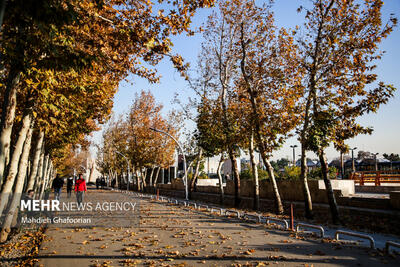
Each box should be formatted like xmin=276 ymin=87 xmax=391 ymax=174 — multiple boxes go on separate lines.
xmin=52 ymin=174 xmax=64 ymax=201
xmin=96 ymin=177 xmax=100 ymax=189
xmin=75 ymin=174 xmax=87 ymax=205
xmin=101 ymin=176 xmax=106 ymax=189
xmin=67 ymin=176 xmax=74 ymax=198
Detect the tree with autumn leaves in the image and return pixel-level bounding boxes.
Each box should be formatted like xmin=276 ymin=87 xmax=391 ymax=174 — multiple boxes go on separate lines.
xmin=295 ymin=0 xmax=397 ymax=223
xmin=193 ymin=0 xmax=397 ymax=221
xmin=194 ymin=0 xmax=302 ymax=212
xmin=97 ymin=90 xmax=178 ymax=191
xmin=0 ymin=0 xmax=215 ymax=242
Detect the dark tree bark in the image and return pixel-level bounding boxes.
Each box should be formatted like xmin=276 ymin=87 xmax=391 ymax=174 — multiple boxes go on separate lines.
xmin=0 ymin=69 xmax=21 ymax=186
xmin=189 ymin=148 xmax=202 ymax=199
xmin=318 ymin=149 xmax=340 ymax=224
xmin=249 ymin=131 xmax=259 ymax=211
xmin=300 ymin=146 xmax=313 ymax=219
xmin=216 ymin=154 xmax=225 ymax=205
xmin=228 ymin=150 xmax=241 ymax=208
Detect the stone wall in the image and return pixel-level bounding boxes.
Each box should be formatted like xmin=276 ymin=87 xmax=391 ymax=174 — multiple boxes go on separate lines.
xmin=196 ymin=179 xmax=222 ymax=187
xmin=356 ymin=185 xmax=400 ymax=193
xmin=154 ymin=178 xmax=400 ymax=210
xmin=213 ymin=179 xmax=344 ymax=204
xmin=157 ymin=179 xmax=350 ymax=204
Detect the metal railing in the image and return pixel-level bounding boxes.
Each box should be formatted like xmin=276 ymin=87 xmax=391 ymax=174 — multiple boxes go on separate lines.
xmin=243 ymin=213 xmax=262 ymax=223
xmin=335 ymin=230 xmax=375 ymax=249
xmin=263 ymin=217 xmax=289 ymax=230
xmin=187 ymin=202 xmax=197 ymax=208
xmin=197 ymin=204 xmax=209 ymax=210
xmin=350 ymin=170 xmax=400 ymax=186
xmin=296 ymin=223 xmax=324 ymax=238
xmin=385 ymin=241 xmax=400 ymax=254
xmin=225 ymin=209 xmax=241 ymax=218
xmin=210 ymin=206 xmax=225 ymax=215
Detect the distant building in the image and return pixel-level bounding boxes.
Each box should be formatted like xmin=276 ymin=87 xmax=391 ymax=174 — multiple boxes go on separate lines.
xmin=295 ymin=158 xmax=320 ymax=170
xmin=343 ymin=158 xmax=399 ymax=172
xmin=222 ymin=158 xmax=241 ymax=178
xmin=86 ymin=157 xmax=101 ymax=183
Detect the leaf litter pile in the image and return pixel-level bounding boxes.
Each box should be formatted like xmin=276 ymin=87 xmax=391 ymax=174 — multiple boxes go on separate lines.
xmin=0 ymin=225 xmax=46 ymax=266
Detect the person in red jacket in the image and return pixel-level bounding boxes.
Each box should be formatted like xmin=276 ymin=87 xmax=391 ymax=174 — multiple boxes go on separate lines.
xmin=74 ymin=174 xmax=87 ymax=205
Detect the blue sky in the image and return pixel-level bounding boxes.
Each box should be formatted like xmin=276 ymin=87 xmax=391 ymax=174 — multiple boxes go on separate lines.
xmin=92 ymin=0 xmax=400 ymax=161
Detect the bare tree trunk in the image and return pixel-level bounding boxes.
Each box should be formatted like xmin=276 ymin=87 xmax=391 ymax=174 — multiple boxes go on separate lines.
xmin=153 ymin=167 xmax=160 ymax=186
xmin=228 ymin=150 xmax=241 ymax=208
xmin=23 ymin=160 xmax=31 ymax=193
xmin=260 ymin=150 xmax=284 ymax=214
xmin=299 ymin=88 xmax=314 ymax=219
xmin=318 ymin=149 xmax=340 ymax=224
xmin=107 ymin=169 xmax=112 ymax=187
xmin=34 ymin=149 xmax=45 ymax=197
xmin=149 ymin=167 xmax=154 ymax=187
xmin=117 ymin=172 xmax=122 ymax=189
xmin=0 ymin=112 xmax=32 ymax=215
xmin=340 ymin=151 xmax=344 ymax=178
xmin=46 ymin=163 xmax=53 ymax=188
xmin=43 ymin=159 xmax=51 ymax=186
xmin=300 ymin=146 xmax=313 ymax=219
xmin=112 ymin=169 xmax=118 ymax=189
xmin=0 ymin=121 xmax=33 ymax=242
xmin=217 ymin=154 xmax=225 ymax=204
xmin=0 ymin=70 xmax=21 ymax=186
xmin=88 ymin=160 xmax=95 ymax=183
xmin=26 ymin=131 xmax=44 ymax=191
xmin=45 ymin=161 xmax=53 ymax=189
xmin=136 ymin=169 xmax=143 ymax=191
xmin=249 ymin=131 xmax=259 ymax=211
xmin=39 ymin=154 xmax=49 ymax=200
xmin=142 ymin=168 xmax=147 ymax=188
xmin=187 ymin=161 xmax=194 ymax=175
xmin=189 ymin=148 xmax=203 ymax=199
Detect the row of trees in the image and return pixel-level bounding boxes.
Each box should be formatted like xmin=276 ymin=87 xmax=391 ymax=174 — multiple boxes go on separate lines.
xmin=187 ymin=0 xmax=397 ymax=223
xmin=96 ymin=91 xmax=179 ymax=190
xmin=0 ymin=0 xmax=215 ymax=242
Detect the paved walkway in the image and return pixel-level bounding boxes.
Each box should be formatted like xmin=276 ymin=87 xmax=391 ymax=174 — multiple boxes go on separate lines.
xmin=36 ymin=189 xmax=399 ymax=266
xmin=349 ymin=193 xmax=390 ymax=199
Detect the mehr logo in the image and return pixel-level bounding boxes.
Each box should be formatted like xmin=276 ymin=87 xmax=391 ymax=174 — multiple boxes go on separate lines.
xmin=21 ymin=199 xmax=61 ymax=211
xmin=20 ymin=199 xmax=137 ymax=212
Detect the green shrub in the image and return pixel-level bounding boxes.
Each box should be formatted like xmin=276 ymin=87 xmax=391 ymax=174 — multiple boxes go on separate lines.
xmin=198 ymin=172 xmax=209 ymax=179
xmin=239 ymin=165 xmax=338 ymax=181
xmin=239 ymin=168 xmax=269 ymax=180
xmin=187 ymin=172 xmax=210 ymax=180
xmin=280 ymin=166 xmax=301 ymax=180
xmin=308 ymin=167 xmax=338 ymax=180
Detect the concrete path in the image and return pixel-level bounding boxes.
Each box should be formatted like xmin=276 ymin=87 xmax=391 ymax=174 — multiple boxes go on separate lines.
xmin=36 ymin=189 xmax=399 ymax=266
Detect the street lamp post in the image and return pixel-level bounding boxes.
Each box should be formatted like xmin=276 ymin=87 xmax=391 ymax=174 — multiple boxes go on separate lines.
xmin=340 ymin=151 xmax=344 ymax=179
xmin=372 ymin=153 xmax=379 ymax=171
xmin=350 ymin=147 xmax=357 ymax=173
xmin=290 ymin=145 xmax=298 ymax=167
xmin=150 ymin=127 xmax=188 ymax=200
xmin=116 ymin=150 xmax=130 ymax=192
